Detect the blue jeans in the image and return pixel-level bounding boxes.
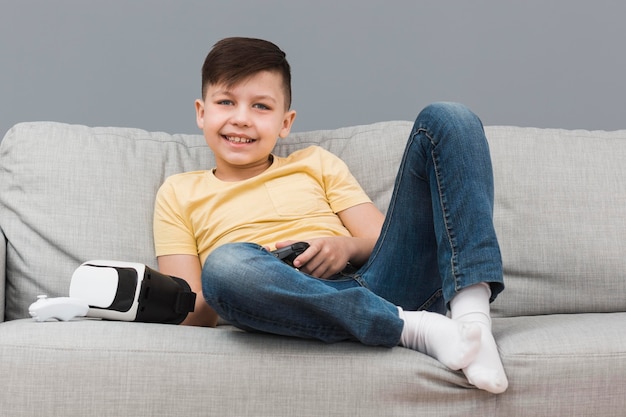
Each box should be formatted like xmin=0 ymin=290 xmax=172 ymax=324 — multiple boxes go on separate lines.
xmin=202 ymin=102 xmax=504 ymax=347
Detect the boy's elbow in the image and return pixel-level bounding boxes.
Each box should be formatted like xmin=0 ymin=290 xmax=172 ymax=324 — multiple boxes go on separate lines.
xmin=180 ymin=302 xmax=219 ymax=327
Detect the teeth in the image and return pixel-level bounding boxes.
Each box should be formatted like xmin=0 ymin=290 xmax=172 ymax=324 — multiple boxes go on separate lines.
xmin=225 ymin=136 xmax=253 ymax=143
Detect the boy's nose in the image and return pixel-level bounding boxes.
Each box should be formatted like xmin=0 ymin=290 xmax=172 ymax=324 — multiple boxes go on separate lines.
xmin=230 ymin=107 xmax=251 ymax=127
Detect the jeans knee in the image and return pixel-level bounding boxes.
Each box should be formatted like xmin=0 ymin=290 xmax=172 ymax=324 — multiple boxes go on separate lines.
xmin=201 ymin=242 xmax=263 ymax=300
xmin=420 ymin=102 xmax=479 ymax=125
xmin=414 ymin=102 xmax=485 ymax=148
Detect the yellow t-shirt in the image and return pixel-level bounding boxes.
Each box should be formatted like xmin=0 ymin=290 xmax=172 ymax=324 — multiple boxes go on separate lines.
xmin=153 ymin=146 xmax=371 ymax=265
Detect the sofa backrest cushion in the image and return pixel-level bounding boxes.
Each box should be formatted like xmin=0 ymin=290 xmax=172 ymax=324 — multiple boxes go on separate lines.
xmin=0 ymin=121 xmax=409 ymax=320
xmin=487 ymin=126 xmax=626 ymax=317
xmin=1 ymin=121 xmax=625 ymax=320
xmin=0 ymin=223 xmax=5 ymax=321
xmin=0 ymin=123 xmax=214 ymax=320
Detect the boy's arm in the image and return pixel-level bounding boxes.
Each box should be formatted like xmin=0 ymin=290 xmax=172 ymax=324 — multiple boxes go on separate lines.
xmin=337 ymin=202 xmax=385 ymax=265
xmin=157 ymin=254 xmax=219 ymax=327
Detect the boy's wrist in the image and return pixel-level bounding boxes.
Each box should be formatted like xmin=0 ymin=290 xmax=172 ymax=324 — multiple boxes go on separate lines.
xmin=346 ymin=236 xmax=376 ymax=267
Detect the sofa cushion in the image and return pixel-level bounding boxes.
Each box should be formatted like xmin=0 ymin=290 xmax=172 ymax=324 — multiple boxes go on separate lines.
xmin=494 ymin=313 xmax=626 ymax=416
xmin=0 ymin=224 xmax=5 ymax=322
xmin=0 ymin=121 xmax=410 ymax=320
xmin=487 ymin=126 xmax=626 ymax=317
xmin=0 ymin=319 xmax=495 ymax=417
xmin=2 ymin=314 xmax=625 ymax=416
xmin=0 ymin=122 xmax=215 ymax=320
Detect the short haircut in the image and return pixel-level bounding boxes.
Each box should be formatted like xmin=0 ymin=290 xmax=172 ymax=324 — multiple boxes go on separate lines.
xmin=201 ymin=37 xmax=292 ymax=109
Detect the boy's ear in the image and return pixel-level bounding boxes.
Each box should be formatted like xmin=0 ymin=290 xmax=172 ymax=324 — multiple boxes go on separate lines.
xmin=279 ymin=109 xmax=297 ymax=138
xmin=195 ymin=99 xmax=205 ymax=129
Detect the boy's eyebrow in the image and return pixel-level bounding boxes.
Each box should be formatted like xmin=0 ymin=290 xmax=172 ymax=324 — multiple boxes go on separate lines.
xmin=252 ymin=94 xmax=278 ymax=104
xmin=210 ymin=89 xmax=278 ymax=104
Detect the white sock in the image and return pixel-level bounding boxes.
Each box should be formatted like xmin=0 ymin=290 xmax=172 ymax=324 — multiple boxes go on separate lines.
xmin=397 ymin=307 xmax=481 ymax=371
xmin=450 ymin=282 xmax=509 ymax=394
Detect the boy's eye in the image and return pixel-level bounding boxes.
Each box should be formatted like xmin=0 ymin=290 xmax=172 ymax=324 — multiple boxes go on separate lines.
xmin=217 ymin=100 xmax=234 ymax=106
xmin=253 ymin=103 xmax=270 ymax=110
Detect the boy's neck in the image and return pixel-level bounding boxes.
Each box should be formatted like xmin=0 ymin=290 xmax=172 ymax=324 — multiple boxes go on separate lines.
xmin=213 ymin=155 xmax=274 ymax=182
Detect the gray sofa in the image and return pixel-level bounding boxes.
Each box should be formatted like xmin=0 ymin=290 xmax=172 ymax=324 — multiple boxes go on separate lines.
xmin=1 ymin=120 xmax=625 ymax=416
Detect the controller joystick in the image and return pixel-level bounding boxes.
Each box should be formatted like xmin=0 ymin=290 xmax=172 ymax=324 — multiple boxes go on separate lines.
xmin=271 ymin=242 xmax=310 ymax=267
xmin=29 ymin=295 xmax=89 ymax=322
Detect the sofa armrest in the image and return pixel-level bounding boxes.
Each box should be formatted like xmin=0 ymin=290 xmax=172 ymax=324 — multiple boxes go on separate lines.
xmin=0 ymin=224 xmax=6 ymax=322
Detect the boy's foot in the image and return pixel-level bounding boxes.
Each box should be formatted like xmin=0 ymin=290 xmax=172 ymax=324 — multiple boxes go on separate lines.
xmin=450 ymin=283 xmax=509 ymax=394
xmin=456 ymin=313 xmax=509 ymax=394
xmin=397 ymin=308 xmax=481 ymax=371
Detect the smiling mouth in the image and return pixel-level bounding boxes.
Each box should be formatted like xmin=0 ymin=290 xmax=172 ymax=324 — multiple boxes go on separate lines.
xmin=223 ymin=135 xmax=255 ymax=144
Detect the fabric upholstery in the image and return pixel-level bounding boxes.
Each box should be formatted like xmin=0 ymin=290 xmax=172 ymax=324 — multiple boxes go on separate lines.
xmin=0 ymin=123 xmax=213 ymax=320
xmin=0 ymin=319 xmax=494 ymax=417
xmin=2 ymin=122 xmax=626 ymax=319
xmin=2 ymin=314 xmax=625 ymax=416
xmin=0 ymin=121 xmax=411 ymax=320
xmin=0 ymin=225 xmax=5 ymax=322
xmin=2 ymin=121 xmax=626 ymax=416
xmin=487 ymin=126 xmax=626 ymax=317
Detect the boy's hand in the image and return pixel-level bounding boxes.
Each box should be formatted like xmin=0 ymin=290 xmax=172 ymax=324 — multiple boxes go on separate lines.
xmin=274 ymin=203 xmax=384 ymax=278
xmin=274 ymin=237 xmax=362 ymax=279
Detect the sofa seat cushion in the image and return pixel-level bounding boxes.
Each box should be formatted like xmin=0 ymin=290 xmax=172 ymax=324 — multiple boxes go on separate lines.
xmin=0 ymin=319 xmax=494 ymax=417
xmin=2 ymin=314 xmax=626 ymax=416
xmin=495 ymin=313 xmax=626 ymax=416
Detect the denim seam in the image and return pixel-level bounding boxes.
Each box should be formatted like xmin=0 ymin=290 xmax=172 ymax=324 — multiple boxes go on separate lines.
xmin=417 ymin=288 xmax=444 ymax=311
xmin=419 ymin=127 xmax=460 ymax=299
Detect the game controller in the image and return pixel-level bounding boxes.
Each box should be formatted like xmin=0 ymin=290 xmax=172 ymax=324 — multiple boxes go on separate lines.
xmin=271 ymin=242 xmax=310 ymax=267
xmin=28 ymin=295 xmax=90 ymax=322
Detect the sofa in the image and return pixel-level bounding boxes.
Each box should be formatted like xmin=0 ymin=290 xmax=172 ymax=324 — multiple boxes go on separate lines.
xmin=1 ymin=118 xmax=625 ymax=416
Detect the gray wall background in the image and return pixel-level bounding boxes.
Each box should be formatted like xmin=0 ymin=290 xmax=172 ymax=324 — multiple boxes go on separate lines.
xmin=1 ymin=0 xmax=625 ymax=139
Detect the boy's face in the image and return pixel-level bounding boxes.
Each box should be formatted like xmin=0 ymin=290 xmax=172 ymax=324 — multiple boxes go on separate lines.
xmin=195 ymin=70 xmax=296 ymax=181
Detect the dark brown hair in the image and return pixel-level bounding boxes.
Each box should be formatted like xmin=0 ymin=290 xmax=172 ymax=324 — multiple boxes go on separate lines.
xmin=201 ymin=37 xmax=292 ymax=109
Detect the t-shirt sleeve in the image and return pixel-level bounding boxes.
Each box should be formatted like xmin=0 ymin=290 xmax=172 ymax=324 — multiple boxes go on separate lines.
xmin=318 ymin=148 xmax=372 ymax=213
xmin=153 ymin=179 xmax=199 ymax=258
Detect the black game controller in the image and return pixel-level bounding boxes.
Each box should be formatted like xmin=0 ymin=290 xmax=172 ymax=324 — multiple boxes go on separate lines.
xmin=271 ymin=242 xmax=310 ymax=267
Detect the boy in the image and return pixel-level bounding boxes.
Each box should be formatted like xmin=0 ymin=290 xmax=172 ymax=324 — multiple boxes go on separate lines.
xmin=154 ymin=37 xmax=508 ymax=394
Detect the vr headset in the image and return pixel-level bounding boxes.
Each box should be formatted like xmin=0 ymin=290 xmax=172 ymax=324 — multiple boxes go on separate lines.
xmin=69 ymin=260 xmax=196 ymax=325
